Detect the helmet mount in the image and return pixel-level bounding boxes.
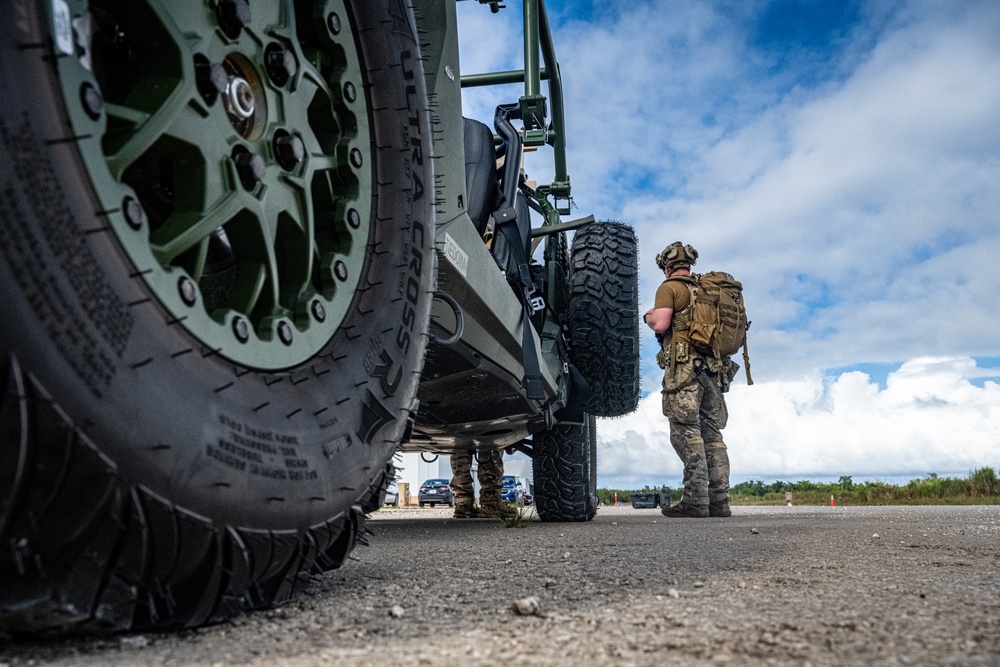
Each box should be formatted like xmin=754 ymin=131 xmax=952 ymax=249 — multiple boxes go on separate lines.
xmin=655 ymin=242 xmax=698 ymax=270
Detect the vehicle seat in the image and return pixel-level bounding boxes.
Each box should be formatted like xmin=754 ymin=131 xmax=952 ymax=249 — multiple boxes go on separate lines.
xmin=463 ymin=117 xmax=532 ymax=280
xmin=463 ymin=117 xmax=498 ymax=237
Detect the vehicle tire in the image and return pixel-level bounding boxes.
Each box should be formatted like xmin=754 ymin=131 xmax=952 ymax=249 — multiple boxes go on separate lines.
xmin=585 ymin=414 xmax=598 ymax=518
xmin=567 ymin=222 xmax=640 ymax=417
xmin=448 ymin=498 xmax=455 ymax=508
xmin=0 ymin=0 xmax=433 ymax=635
xmin=532 ymin=399 xmax=597 ymax=522
xmin=361 ymin=463 xmax=396 ymax=515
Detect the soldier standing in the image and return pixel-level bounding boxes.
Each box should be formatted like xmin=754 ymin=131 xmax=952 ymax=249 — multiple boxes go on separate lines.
xmin=450 ymin=447 xmax=516 ymax=518
xmin=643 ymin=242 xmax=734 ymax=518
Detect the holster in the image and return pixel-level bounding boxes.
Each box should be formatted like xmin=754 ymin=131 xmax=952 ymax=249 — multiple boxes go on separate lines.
xmin=720 ymin=358 xmax=740 ymax=393
xmin=663 ymin=341 xmax=689 ymax=376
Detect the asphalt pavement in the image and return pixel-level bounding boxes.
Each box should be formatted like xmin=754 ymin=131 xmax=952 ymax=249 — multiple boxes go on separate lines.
xmin=2 ymin=504 xmax=998 ymax=666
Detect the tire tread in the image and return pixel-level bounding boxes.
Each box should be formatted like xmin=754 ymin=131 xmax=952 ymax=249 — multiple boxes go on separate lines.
xmin=568 ymin=222 xmax=640 ymax=417
xmin=0 ymin=356 xmax=376 ymax=635
xmin=533 ymin=416 xmax=596 ymax=522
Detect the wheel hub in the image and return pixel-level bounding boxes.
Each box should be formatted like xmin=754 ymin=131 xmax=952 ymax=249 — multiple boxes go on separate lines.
xmin=221 ymin=52 xmax=267 ymax=139
xmin=56 ymin=0 xmax=373 ymax=370
xmin=225 ymin=75 xmax=255 ymax=120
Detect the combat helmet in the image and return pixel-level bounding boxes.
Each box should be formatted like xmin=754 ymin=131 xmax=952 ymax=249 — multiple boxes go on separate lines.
xmin=655 ymin=241 xmax=698 ymax=270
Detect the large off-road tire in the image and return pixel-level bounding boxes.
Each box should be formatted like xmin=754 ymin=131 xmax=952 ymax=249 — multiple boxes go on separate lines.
xmin=567 ymin=222 xmax=640 ymax=417
xmin=360 ymin=462 xmax=397 ymax=514
xmin=533 ymin=401 xmax=598 ymax=523
xmin=0 ymin=0 xmax=433 ymax=634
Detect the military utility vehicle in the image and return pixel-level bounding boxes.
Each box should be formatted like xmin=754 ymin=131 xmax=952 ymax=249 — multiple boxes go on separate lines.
xmin=0 ymin=0 xmax=639 ymax=633
xmin=631 ymin=486 xmax=671 ymax=510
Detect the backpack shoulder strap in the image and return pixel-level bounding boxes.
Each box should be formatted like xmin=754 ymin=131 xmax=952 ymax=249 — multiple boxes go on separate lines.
xmin=665 ymin=274 xmax=698 ymax=322
xmin=666 ymin=274 xmax=699 ymax=287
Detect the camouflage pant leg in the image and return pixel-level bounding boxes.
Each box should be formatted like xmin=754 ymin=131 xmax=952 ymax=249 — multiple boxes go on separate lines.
xmin=450 ymin=449 xmax=475 ymax=508
xmin=697 ymin=371 xmax=730 ymax=507
xmin=704 ymin=441 xmax=730 ymax=506
xmin=696 ymin=369 xmax=728 ymax=442
xmin=476 ymin=448 xmax=504 ymax=508
xmin=663 ymin=363 xmax=709 ymax=510
xmin=668 ymin=425 xmax=709 ymax=509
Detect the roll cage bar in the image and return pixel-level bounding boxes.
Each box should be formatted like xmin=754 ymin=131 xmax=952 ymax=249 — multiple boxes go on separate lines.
xmin=460 ymin=0 xmax=576 ymax=226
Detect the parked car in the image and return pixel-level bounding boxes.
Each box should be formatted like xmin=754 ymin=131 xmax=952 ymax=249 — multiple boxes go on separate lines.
xmin=631 ymin=492 xmax=659 ymax=509
xmin=501 ymin=475 xmax=527 ymax=505
xmin=418 ymin=479 xmax=455 ymax=507
xmin=522 ymin=489 xmax=534 ymax=506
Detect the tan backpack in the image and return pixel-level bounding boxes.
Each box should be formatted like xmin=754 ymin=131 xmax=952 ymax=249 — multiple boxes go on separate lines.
xmin=688 ymin=272 xmax=753 ymax=384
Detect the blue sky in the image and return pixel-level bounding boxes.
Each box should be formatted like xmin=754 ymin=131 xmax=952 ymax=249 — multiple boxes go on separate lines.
xmin=411 ymin=0 xmax=1000 ymax=492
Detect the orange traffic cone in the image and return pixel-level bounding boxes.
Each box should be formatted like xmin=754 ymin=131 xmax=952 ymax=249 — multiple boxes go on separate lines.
xmin=830 ymin=495 xmax=835 ymax=506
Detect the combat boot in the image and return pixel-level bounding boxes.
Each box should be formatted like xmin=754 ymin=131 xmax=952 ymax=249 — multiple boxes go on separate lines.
xmin=453 ymin=497 xmax=476 ymax=519
xmin=661 ymin=502 xmax=709 ymax=518
xmin=709 ymin=503 xmax=732 ymax=517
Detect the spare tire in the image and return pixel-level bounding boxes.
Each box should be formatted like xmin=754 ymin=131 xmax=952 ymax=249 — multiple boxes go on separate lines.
xmin=567 ymin=222 xmax=640 ymax=417
xmin=0 ymin=0 xmax=433 ymax=634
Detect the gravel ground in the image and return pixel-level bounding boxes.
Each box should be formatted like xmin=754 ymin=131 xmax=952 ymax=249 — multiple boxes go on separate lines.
xmin=2 ymin=504 xmax=998 ymax=666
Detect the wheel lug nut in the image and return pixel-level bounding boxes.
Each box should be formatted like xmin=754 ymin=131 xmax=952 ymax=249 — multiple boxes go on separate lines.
xmin=349 ymin=148 xmax=363 ymax=169
xmin=195 ymin=56 xmax=228 ymax=105
xmin=343 ymin=82 xmax=356 ymax=102
xmin=178 ymin=277 xmax=197 ymax=306
xmin=273 ymin=131 xmax=304 ymax=171
xmin=232 ymin=146 xmax=265 ymax=191
xmin=327 ymin=12 xmax=341 ymax=35
xmin=334 ymin=261 xmax=348 ymax=281
xmin=265 ymin=44 xmax=296 ymax=87
xmin=217 ymin=0 xmax=251 ymax=39
xmin=233 ymin=316 xmax=250 ymax=343
xmin=80 ymin=83 xmax=103 ymax=120
xmin=123 ymin=196 xmax=144 ymax=229
xmin=348 ymin=208 xmax=361 ymax=229
xmin=311 ymin=300 xmax=326 ymax=322
xmin=277 ymin=321 xmax=293 ymax=345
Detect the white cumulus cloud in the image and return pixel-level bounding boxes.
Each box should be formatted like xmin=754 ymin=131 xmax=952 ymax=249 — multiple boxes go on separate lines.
xmin=598 ymin=356 xmax=1000 ymax=489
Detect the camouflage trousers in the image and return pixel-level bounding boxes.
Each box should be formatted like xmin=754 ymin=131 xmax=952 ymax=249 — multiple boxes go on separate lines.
xmin=661 ymin=359 xmax=731 ymax=512
xmin=451 ymin=447 xmax=504 ymax=510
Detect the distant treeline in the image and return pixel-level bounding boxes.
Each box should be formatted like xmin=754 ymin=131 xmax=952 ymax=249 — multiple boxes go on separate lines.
xmin=599 ymin=467 xmax=1000 ymax=506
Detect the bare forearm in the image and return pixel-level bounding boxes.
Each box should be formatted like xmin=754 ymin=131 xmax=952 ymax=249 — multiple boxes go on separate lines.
xmin=644 ymin=307 xmax=672 ymax=334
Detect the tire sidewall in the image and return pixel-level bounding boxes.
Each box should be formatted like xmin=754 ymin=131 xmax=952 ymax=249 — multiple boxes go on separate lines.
xmin=0 ymin=0 xmax=434 ymax=529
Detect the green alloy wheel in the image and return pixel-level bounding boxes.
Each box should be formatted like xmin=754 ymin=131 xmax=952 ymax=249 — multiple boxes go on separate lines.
xmin=0 ymin=0 xmax=434 ymax=633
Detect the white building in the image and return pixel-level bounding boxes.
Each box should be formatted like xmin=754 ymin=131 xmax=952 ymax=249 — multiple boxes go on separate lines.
xmin=394 ymin=451 xmax=533 ymax=502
